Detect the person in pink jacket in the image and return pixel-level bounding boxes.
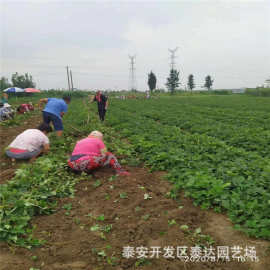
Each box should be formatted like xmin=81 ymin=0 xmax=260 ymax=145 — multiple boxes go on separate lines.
xmin=68 ymin=130 xmax=130 ymax=176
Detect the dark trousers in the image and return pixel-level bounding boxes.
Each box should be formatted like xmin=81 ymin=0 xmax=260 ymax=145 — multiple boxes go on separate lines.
xmin=98 ymin=106 xmax=106 ymax=121
xmin=42 ymin=111 xmax=63 ymax=131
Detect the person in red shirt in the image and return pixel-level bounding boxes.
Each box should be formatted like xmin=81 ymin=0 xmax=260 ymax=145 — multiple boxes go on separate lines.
xmin=17 ymin=103 xmax=34 ymax=114
xmin=68 ymin=130 xmax=130 ymax=176
xmin=92 ymin=91 xmax=108 ymax=121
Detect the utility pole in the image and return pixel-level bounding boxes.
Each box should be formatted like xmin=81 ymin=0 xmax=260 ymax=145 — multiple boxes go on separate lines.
xmin=66 ymin=66 xmax=71 ymax=91
xmin=70 ymin=69 xmax=74 ymax=91
xmin=129 ymin=55 xmax=137 ymax=91
xmin=168 ymin=47 xmax=178 ymax=70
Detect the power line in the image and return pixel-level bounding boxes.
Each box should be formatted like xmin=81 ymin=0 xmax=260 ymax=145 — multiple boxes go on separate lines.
xmin=66 ymin=66 xmax=71 ymax=91
xmin=70 ymin=69 xmax=74 ymax=91
xmin=129 ymin=55 xmax=137 ymax=91
xmin=168 ymin=47 xmax=178 ymax=70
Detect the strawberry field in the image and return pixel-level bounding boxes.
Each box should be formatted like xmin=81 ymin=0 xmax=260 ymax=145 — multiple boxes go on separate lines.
xmin=0 ymin=93 xmax=270 ymax=270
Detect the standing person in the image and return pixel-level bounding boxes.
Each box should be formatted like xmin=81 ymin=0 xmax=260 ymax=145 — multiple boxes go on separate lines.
xmin=92 ymin=91 xmax=108 ymax=121
xmin=5 ymin=123 xmax=52 ymax=162
xmin=68 ymin=130 xmax=130 ymax=176
xmin=39 ymin=96 xmax=71 ymax=137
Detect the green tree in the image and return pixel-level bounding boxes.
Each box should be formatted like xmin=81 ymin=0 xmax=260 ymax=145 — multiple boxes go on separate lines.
xmin=187 ymin=74 xmax=195 ymax=91
xmin=204 ymin=75 xmax=214 ymax=90
xmin=0 ymin=76 xmax=11 ymax=91
xmin=11 ymin=72 xmax=36 ymax=89
xmin=166 ymin=69 xmax=180 ymax=94
xmin=148 ymin=71 xmax=157 ymax=92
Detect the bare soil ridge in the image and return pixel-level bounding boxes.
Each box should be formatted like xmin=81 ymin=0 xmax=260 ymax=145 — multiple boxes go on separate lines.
xmin=0 ymin=167 xmax=269 ymax=270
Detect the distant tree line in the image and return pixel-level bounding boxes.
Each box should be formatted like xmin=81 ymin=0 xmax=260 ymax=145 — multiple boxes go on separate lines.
xmin=147 ymin=69 xmax=214 ymax=94
xmin=2 ymin=70 xmax=214 ymax=93
xmin=0 ymin=72 xmax=36 ymax=91
xmin=187 ymin=74 xmax=214 ymax=91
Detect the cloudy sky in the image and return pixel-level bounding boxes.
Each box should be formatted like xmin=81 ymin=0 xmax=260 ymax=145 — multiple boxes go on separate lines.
xmin=1 ymin=0 xmax=269 ymax=90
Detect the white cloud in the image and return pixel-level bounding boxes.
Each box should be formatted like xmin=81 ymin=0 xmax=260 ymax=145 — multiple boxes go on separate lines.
xmin=1 ymin=0 xmax=269 ymax=90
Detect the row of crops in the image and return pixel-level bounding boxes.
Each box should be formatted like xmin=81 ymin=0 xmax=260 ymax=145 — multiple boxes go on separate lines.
xmin=0 ymin=99 xmax=136 ymax=247
xmin=111 ymin=96 xmax=270 ymax=157
xmin=1 ymin=95 xmax=269 ymax=248
xmin=105 ymin=95 xmax=270 ymax=239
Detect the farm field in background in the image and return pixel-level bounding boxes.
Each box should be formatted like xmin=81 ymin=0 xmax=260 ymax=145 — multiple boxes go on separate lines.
xmin=107 ymin=95 xmax=270 ymax=239
xmin=0 ymin=93 xmax=270 ymax=270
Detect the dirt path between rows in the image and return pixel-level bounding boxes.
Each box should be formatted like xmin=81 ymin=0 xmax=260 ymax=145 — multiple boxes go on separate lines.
xmin=0 ymin=166 xmax=269 ymax=270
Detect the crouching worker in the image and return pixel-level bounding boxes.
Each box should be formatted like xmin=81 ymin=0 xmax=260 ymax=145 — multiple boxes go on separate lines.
xmin=6 ymin=123 xmax=52 ymax=162
xmin=0 ymin=103 xmax=14 ymax=121
xmin=17 ymin=103 xmax=34 ymax=114
xmin=68 ymin=130 xmax=130 ymax=176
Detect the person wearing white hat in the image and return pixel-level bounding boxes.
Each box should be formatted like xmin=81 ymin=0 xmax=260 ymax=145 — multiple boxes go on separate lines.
xmin=0 ymin=103 xmax=14 ymax=121
xmin=68 ymin=130 xmax=130 ymax=176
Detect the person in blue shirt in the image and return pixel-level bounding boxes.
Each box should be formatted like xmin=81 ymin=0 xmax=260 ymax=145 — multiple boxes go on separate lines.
xmin=39 ymin=96 xmax=71 ymax=137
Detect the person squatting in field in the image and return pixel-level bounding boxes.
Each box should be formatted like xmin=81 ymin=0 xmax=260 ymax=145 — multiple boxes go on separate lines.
xmin=39 ymin=95 xmax=71 ymax=137
xmin=68 ymin=130 xmax=130 ymax=176
xmin=17 ymin=103 xmax=34 ymax=114
xmin=5 ymin=123 xmax=52 ymax=162
xmin=0 ymin=103 xmax=14 ymax=122
xmin=92 ymin=91 xmax=108 ymax=121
